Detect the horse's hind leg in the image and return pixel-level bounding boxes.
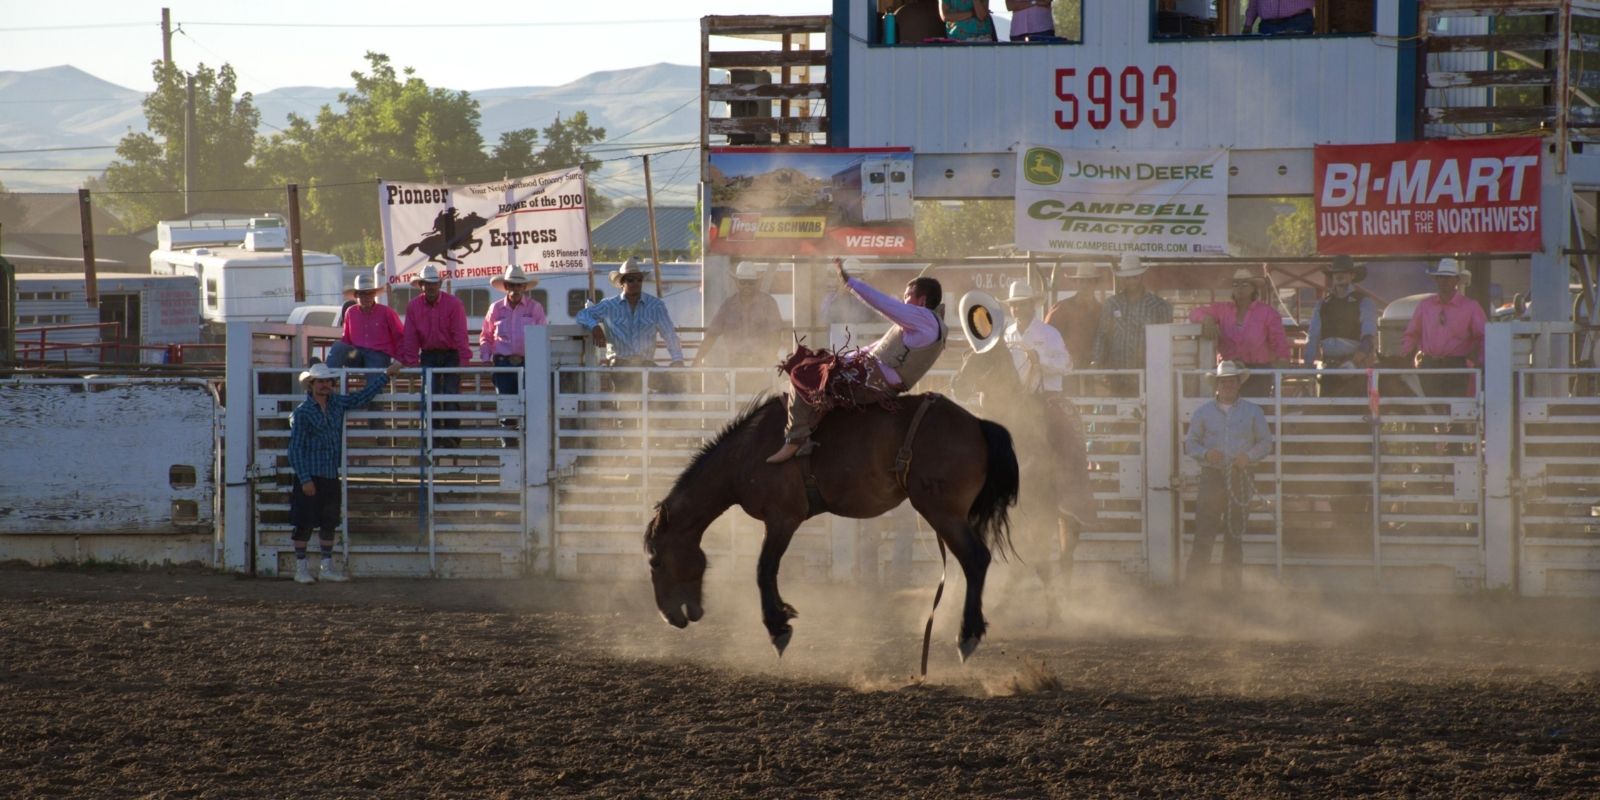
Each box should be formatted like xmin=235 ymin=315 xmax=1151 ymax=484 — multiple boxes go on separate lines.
xmin=757 ymin=517 xmax=803 ymax=656
xmin=922 ymin=510 xmax=992 ymax=662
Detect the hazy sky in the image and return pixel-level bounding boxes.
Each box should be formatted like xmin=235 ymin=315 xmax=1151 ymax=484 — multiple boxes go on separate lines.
xmin=4 ymin=0 xmax=836 ymax=92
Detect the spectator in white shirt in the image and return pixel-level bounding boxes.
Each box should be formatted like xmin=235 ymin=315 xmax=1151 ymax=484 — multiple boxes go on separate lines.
xmin=1002 ymin=281 xmax=1072 ymax=394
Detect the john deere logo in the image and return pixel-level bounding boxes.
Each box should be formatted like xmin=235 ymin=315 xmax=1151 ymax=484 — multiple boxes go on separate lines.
xmin=1023 ymin=148 xmax=1064 ymax=185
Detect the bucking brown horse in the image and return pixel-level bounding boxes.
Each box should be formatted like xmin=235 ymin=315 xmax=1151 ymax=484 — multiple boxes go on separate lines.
xmin=645 ymin=394 xmax=1019 ymax=662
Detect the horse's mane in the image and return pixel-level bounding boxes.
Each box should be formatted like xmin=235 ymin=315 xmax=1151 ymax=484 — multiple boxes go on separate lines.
xmin=657 ymin=393 xmax=780 ymax=510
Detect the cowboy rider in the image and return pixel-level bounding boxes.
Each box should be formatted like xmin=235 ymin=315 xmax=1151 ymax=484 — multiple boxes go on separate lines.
xmin=767 ymin=258 xmax=946 ymax=464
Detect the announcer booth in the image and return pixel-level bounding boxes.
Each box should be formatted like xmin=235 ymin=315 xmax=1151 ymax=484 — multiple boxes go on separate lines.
xmin=681 ymin=1 xmax=1600 ymax=597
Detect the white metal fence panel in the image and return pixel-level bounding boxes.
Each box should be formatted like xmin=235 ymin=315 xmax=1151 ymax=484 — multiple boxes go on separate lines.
xmin=1062 ymin=370 xmax=1149 ymax=580
xmin=0 ymin=378 xmax=219 ymax=564
xmin=1177 ymin=369 xmax=1485 ymax=591
xmin=1516 ymin=368 xmax=1600 ymax=597
xmin=250 ymin=367 xmax=527 ymax=577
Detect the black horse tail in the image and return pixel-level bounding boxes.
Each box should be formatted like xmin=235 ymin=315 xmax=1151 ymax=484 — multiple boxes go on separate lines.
xmin=969 ymin=418 xmax=1019 ymax=558
xmin=398 ymin=242 xmax=420 ymax=256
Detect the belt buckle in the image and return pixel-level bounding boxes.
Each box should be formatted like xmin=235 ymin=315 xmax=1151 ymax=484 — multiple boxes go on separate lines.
xmin=509 ymin=356 xmax=524 ymax=366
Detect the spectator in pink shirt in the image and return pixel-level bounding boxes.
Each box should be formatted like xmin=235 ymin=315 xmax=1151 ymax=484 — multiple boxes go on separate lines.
xmin=1190 ymin=268 xmax=1291 ymax=397
xmin=326 ymin=273 xmax=404 ymax=369
xmin=1246 ymin=0 xmax=1314 ymax=35
xmin=400 ymin=264 xmax=472 ymax=446
xmin=1400 ymin=258 xmax=1487 ymax=398
xmin=480 ymin=265 xmax=547 ymax=446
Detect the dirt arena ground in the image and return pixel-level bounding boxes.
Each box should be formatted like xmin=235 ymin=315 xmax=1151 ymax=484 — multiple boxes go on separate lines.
xmin=1 ymin=563 xmax=1597 ymax=799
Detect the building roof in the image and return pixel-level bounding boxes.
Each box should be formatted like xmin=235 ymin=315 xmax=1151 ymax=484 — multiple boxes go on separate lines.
xmin=589 ymin=206 xmax=696 ymax=254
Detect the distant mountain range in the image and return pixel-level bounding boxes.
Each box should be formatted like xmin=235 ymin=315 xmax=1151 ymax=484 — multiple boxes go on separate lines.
xmin=0 ymin=64 xmax=703 ymax=205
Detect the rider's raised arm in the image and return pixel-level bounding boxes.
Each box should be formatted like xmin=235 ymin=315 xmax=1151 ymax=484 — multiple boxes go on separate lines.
xmin=846 ymin=277 xmax=939 ymax=347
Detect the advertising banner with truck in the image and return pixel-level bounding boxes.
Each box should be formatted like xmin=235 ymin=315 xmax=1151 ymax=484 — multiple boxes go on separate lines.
xmin=1314 ymin=138 xmax=1541 ymax=255
xmin=1014 ymin=145 xmax=1229 ymax=256
xmin=378 ymin=168 xmax=592 ymax=288
xmin=706 ymin=147 xmax=916 ymax=257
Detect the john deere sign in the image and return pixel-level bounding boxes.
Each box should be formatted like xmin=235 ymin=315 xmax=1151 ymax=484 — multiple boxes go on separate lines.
xmin=1014 ymin=145 xmax=1229 ymax=256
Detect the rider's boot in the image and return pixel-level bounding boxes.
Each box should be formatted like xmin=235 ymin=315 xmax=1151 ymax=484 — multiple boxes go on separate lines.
xmin=765 ymin=438 xmax=813 ymax=464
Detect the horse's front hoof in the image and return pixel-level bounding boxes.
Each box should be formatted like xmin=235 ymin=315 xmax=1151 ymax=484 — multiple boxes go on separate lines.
xmin=957 ymin=635 xmax=982 ymax=663
xmin=685 ymin=601 xmax=705 ymax=622
xmin=771 ymin=627 xmax=793 ymax=657
xmin=660 ymin=609 xmax=689 ymax=629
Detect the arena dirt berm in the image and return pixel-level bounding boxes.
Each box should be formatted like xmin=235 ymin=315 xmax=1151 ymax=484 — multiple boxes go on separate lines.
xmin=2 ymin=564 xmax=1596 ymax=797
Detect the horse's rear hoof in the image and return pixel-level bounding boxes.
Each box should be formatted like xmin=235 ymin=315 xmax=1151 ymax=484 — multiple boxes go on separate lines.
xmin=957 ymin=635 xmax=982 ymax=663
xmin=685 ymin=601 xmax=705 ymax=622
xmin=660 ymin=609 xmax=689 ymax=629
xmin=771 ymin=628 xmax=793 ymax=657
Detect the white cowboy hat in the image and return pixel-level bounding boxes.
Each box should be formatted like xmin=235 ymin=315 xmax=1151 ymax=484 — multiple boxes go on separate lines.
xmin=491 ymin=264 xmax=537 ymax=291
xmin=1230 ymin=267 xmax=1266 ymax=285
xmin=1003 ymin=280 xmax=1038 ymax=304
xmin=298 ymin=362 xmax=340 ymax=389
xmin=1113 ymin=253 xmax=1148 ymax=278
xmin=343 ymin=273 xmax=385 ymax=299
xmin=608 ymin=256 xmax=651 ymax=288
xmin=958 ymin=290 xmax=1007 ymax=354
xmin=1428 ymin=257 xmax=1463 ymax=277
xmin=1213 ymin=360 xmax=1250 ymax=380
xmin=410 ymin=264 xmax=443 ymax=287
xmin=734 ymin=261 xmax=761 ymax=281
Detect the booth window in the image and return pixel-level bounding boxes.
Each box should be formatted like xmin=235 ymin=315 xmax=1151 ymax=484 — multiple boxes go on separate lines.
xmin=1153 ymin=0 xmax=1374 ymax=39
xmin=876 ymin=0 xmax=1083 ymax=45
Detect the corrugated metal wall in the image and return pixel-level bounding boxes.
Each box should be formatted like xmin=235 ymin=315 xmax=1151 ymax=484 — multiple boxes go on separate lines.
xmin=845 ymin=0 xmax=1402 ymax=152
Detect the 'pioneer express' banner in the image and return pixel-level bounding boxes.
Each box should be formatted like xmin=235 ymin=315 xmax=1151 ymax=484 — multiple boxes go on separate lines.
xmin=706 ymin=147 xmax=916 ymax=257
xmin=378 ymin=168 xmax=592 ymax=287
xmin=1314 ymin=138 xmax=1541 ymax=255
xmin=1015 ymin=146 xmax=1229 ymax=256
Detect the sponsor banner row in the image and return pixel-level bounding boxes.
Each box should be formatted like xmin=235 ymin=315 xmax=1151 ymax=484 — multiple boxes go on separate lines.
xmin=706 ymin=148 xmax=916 ymax=257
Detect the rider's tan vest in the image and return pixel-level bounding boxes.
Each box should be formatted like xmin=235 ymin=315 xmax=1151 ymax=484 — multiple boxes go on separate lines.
xmin=869 ymin=305 xmax=947 ymax=390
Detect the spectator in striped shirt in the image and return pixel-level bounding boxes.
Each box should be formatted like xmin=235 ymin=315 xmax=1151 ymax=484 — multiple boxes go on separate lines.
xmin=1092 ymin=254 xmax=1172 ymax=395
xmin=288 ymin=360 xmax=403 ymax=584
xmin=327 ymin=273 xmax=403 ymax=369
xmin=576 ymin=257 xmax=685 ymax=368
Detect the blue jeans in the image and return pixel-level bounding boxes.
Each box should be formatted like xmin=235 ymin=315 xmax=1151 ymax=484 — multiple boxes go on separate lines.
xmin=1188 ymin=466 xmax=1250 ymax=589
xmin=490 ymin=354 xmax=523 ymax=396
xmin=1259 ymin=11 xmax=1313 ymax=35
xmin=419 ymin=350 xmax=460 ymax=437
xmin=326 ymin=342 xmax=392 ymax=369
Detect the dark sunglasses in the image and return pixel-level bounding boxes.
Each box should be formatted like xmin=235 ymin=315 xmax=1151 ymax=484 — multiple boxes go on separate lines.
xmin=621 ymin=275 xmax=644 ymax=284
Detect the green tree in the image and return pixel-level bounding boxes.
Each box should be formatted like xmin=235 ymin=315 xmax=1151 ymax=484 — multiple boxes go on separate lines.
xmin=256 ymin=52 xmax=493 ymax=251
xmin=99 ymin=62 xmax=262 ymax=232
xmin=913 ymin=199 xmax=1014 ymax=258
xmin=1265 ymin=197 xmax=1315 ymax=256
xmin=525 ymin=112 xmax=612 ymax=218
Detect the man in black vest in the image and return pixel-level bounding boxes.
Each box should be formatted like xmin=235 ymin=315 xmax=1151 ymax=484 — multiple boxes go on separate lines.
xmin=1304 ymin=256 xmax=1377 ymax=397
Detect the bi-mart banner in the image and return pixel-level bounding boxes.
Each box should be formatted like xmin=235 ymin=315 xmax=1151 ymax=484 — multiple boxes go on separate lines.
xmin=706 ymin=147 xmax=916 ymax=257
xmin=378 ymin=168 xmax=592 ymax=287
xmin=1014 ymin=145 xmax=1229 ymax=256
xmin=1315 ymin=138 xmax=1541 ymax=255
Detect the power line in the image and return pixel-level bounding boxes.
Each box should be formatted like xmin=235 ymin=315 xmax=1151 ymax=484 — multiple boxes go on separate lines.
xmin=0 ymin=22 xmax=149 ymax=31
xmin=179 ymin=18 xmax=697 ymax=29
xmin=0 ymin=145 xmax=118 ymax=155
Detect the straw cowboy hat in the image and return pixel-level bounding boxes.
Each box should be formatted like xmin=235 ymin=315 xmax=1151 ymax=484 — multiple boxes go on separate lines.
xmin=1003 ymin=280 xmax=1038 ymax=304
xmin=1113 ymin=253 xmax=1148 ymax=278
xmin=734 ymin=261 xmax=761 ymax=281
xmin=298 ymin=362 xmax=339 ymax=389
xmin=343 ymin=273 xmax=385 ymax=299
xmin=1213 ymin=360 xmax=1250 ymax=381
xmin=409 ymin=264 xmax=443 ymax=287
xmin=1428 ymin=257 xmax=1463 ymax=277
xmin=608 ymin=256 xmax=651 ymax=288
xmin=958 ymin=290 xmax=1007 ymax=354
xmin=1230 ymin=267 xmax=1266 ymax=287
xmin=1324 ymin=255 xmax=1368 ymax=282
xmin=490 ymin=264 xmax=537 ymax=291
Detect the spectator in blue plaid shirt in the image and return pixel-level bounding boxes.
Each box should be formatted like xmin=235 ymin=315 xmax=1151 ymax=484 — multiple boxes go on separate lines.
xmin=576 ymin=257 xmax=684 ymax=367
xmin=287 ymin=360 xmax=403 ymax=584
xmin=1092 ymin=254 xmax=1172 ymax=396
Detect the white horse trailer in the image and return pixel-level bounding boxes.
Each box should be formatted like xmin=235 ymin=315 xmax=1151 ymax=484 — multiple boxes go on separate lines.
xmin=14 ymin=272 xmax=201 ymax=364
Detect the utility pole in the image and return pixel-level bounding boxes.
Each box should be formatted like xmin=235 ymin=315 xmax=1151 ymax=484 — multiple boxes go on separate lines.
xmin=643 ymin=154 xmax=664 ymax=298
xmin=184 ymin=73 xmax=196 ymax=214
xmin=161 ymin=8 xmax=173 ymax=66
xmin=288 ymin=184 xmax=306 ymax=302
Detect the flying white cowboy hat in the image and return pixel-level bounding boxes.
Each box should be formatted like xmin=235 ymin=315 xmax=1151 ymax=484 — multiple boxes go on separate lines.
xmin=343 ymin=273 xmax=385 ymax=299
xmin=608 ymin=256 xmax=651 ymax=288
xmin=1213 ymin=360 xmax=1250 ymax=381
xmin=734 ymin=261 xmax=761 ymax=281
xmin=491 ymin=264 xmax=537 ymax=291
xmin=1003 ymin=280 xmax=1038 ymax=304
xmin=410 ymin=264 xmax=443 ymax=287
xmin=1113 ymin=253 xmax=1148 ymax=278
xmin=298 ymin=362 xmax=340 ymax=389
xmin=958 ymin=290 xmax=1007 ymax=354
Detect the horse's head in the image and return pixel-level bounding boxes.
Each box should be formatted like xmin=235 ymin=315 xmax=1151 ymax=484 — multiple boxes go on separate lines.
xmin=644 ymin=508 xmax=706 ymax=628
